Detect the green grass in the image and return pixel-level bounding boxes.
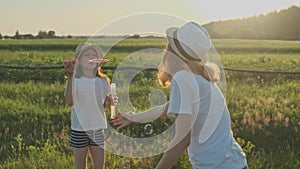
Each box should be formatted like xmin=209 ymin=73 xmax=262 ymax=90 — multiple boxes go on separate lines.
xmin=0 ymin=38 xmax=299 ymax=168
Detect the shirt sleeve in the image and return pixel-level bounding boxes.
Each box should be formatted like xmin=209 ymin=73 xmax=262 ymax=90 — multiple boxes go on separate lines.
xmin=168 ymin=74 xmax=194 ymax=116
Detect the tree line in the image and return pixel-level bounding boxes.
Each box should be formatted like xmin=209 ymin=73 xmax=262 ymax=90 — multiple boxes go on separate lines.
xmin=203 ymin=5 xmax=300 ymax=40
xmin=1 ymin=5 xmax=299 ymax=40
xmin=0 ymin=30 xmax=72 ymax=39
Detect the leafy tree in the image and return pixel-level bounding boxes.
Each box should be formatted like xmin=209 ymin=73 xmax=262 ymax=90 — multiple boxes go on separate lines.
xmin=23 ymin=34 xmax=34 ymax=39
xmin=14 ymin=30 xmax=20 ymax=39
xmin=37 ymin=31 xmax=47 ymax=39
xmin=47 ymin=31 xmax=56 ymax=38
xmin=4 ymin=35 xmax=10 ymax=39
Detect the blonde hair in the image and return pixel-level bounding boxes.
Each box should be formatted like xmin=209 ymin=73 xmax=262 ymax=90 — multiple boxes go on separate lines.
xmin=158 ymin=44 xmax=220 ymax=87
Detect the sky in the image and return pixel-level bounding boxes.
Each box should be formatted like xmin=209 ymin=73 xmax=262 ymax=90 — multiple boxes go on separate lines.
xmin=1 ymin=0 xmax=300 ymax=36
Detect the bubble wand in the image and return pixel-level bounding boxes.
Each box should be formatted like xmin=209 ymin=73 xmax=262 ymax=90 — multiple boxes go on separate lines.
xmin=63 ymin=58 xmax=110 ymax=65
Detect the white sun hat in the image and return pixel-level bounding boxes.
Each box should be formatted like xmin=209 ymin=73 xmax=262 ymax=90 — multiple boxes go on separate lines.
xmin=166 ymin=22 xmax=211 ymax=63
xmin=74 ymin=42 xmax=106 ymax=60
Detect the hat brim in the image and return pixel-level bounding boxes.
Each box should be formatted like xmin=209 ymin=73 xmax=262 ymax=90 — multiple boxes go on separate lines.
xmin=76 ymin=45 xmax=104 ymax=59
xmin=166 ymin=27 xmax=179 ymax=54
xmin=166 ymin=27 xmax=192 ymax=62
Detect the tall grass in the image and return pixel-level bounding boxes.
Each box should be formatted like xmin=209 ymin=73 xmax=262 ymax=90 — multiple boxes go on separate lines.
xmin=0 ymin=38 xmax=299 ymax=168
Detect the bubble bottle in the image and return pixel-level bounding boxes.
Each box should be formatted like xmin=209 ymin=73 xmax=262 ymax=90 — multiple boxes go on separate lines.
xmin=110 ymin=83 xmax=117 ymax=119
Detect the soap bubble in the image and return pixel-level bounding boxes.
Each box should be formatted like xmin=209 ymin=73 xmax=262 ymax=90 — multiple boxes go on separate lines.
xmin=123 ymin=159 xmax=131 ymax=168
xmin=84 ymin=12 xmax=227 ymax=158
xmin=144 ymin=124 xmax=153 ymax=135
xmin=95 ymin=13 xmax=184 ymax=158
xmin=149 ymin=89 xmax=167 ymax=107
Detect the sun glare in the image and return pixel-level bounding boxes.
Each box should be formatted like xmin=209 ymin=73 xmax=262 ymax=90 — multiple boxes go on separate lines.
xmin=193 ymin=0 xmax=299 ymax=22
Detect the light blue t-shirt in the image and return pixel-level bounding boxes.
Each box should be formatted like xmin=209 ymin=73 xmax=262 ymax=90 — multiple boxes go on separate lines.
xmin=168 ymin=70 xmax=247 ymax=169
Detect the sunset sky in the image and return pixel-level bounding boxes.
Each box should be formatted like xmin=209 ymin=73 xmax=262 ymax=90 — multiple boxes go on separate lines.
xmin=1 ymin=0 xmax=299 ymax=36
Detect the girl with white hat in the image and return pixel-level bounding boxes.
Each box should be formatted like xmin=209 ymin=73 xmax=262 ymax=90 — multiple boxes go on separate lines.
xmin=64 ymin=43 xmax=113 ymax=169
xmin=113 ymin=22 xmax=248 ymax=169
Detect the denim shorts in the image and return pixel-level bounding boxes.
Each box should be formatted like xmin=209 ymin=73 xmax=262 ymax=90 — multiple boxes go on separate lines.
xmin=242 ymin=166 xmax=248 ymax=169
xmin=70 ymin=129 xmax=104 ymax=148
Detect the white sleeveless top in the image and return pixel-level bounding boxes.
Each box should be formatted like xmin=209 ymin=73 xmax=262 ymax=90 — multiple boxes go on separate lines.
xmin=70 ymin=77 xmax=110 ymax=131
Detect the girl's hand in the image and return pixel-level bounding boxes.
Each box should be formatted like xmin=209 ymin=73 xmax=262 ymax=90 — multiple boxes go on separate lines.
xmin=112 ymin=114 xmax=133 ymax=130
xmin=111 ymin=95 xmax=118 ymax=106
xmin=103 ymin=95 xmax=118 ymax=109
xmin=64 ymin=61 xmax=75 ymax=76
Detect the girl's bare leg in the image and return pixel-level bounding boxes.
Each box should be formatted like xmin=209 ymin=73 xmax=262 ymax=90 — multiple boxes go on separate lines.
xmin=73 ymin=147 xmax=88 ymax=169
xmin=89 ymin=145 xmax=105 ymax=169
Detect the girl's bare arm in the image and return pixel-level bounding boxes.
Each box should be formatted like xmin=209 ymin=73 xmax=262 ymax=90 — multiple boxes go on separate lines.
xmin=64 ymin=63 xmax=74 ymax=106
xmin=65 ymin=77 xmax=73 ymax=106
xmin=112 ymin=102 xmax=169 ymax=130
xmin=155 ymin=114 xmax=191 ymax=169
xmin=103 ymin=95 xmax=111 ymax=110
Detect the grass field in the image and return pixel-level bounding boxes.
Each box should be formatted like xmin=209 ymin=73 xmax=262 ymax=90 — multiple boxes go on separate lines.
xmin=0 ymin=38 xmax=299 ymax=168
